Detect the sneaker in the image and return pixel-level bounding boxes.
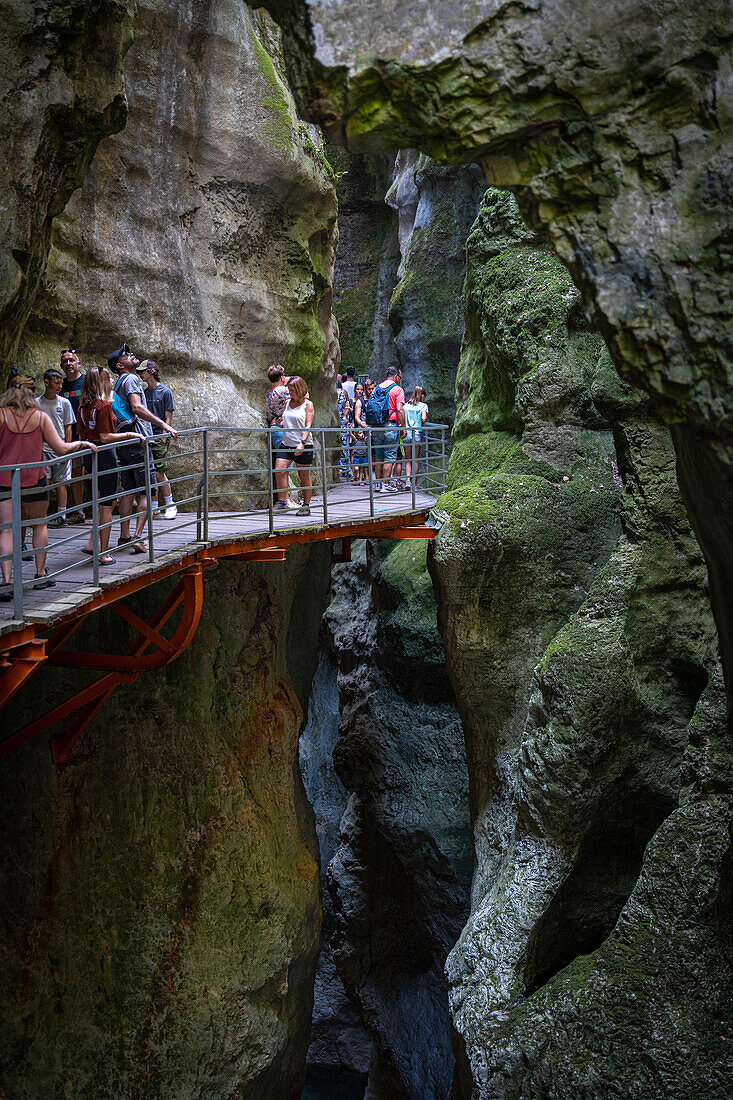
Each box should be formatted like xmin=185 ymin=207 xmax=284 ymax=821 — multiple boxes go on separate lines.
xmin=374 ymin=482 xmax=383 ymax=493
xmin=21 ymin=542 xmax=33 ymax=562
xmin=286 ymin=499 xmax=300 ymax=509
xmin=163 ymin=504 xmax=178 ymax=519
xmin=130 ymin=539 xmax=147 ymax=554
xmin=48 ymin=515 xmax=67 ymax=529
xmin=67 ymin=510 xmax=86 ymax=525
xmin=152 ymin=509 xmax=162 ymax=518
xmin=273 ymin=500 xmax=287 ymax=511
xmin=384 ymin=483 xmax=400 ymax=493
xmin=34 ymin=572 xmax=57 ymax=589
xmin=296 ymin=505 xmax=311 ymax=516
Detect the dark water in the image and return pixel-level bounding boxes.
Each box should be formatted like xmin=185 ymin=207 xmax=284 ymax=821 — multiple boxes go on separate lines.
xmin=301 ymin=1065 xmax=368 ymax=1099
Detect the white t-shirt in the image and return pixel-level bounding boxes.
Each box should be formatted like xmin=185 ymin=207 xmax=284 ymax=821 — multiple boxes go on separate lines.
xmin=342 ymin=379 xmax=356 ymax=403
xmin=36 ymin=393 xmax=75 ymax=458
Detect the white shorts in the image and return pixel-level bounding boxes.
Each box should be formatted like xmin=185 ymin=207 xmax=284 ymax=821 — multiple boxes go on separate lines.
xmin=46 ymin=456 xmax=71 ymax=486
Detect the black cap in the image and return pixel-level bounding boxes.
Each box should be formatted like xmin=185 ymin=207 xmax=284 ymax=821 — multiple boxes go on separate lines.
xmin=107 ymin=343 xmax=130 ymax=372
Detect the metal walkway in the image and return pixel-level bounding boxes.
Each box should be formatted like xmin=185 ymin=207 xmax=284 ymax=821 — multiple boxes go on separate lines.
xmin=0 ymin=424 xmax=447 ymax=760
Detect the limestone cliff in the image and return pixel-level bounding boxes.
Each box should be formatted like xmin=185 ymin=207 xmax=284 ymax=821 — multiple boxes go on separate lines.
xmin=302 ymin=541 xmax=472 ymax=1099
xmin=20 ymin=0 xmax=338 ymax=425
xmin=0 ymin=0 xmax=135 ymax=365
xmin=430 ymin=190 xmax=730 ymax=1098
xmin=0 ymin=547 xmax=331 ymax=1100
xmin=386 ymin=153 xmax=485 ymax=424
xmin=263 ymin=0 xmax=733 ymax=713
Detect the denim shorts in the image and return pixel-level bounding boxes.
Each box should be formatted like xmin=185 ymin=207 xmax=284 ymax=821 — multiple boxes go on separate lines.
xmin=373 ymin=426 xmax=399 ymax=464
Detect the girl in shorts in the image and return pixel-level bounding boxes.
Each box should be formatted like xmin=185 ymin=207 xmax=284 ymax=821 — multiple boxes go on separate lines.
xmin=404 ymin=386 xmax=428 ymax=484
xmin=274 ymin=376 xmax=314 ymax=516
xmin=77 ymin=369 xmax=144 ymax=564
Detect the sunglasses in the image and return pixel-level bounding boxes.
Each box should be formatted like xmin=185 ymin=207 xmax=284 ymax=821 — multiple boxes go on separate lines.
xmin=60 ymin=348 xmax=76 ymax=355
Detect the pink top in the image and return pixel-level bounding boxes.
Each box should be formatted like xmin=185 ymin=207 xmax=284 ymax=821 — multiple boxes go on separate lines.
xmin=0 ymin=408 xmax=48 ymax=488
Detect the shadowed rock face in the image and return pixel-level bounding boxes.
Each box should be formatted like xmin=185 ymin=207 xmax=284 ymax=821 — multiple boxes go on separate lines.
xmin=21 ymin=0 xmax=338 ymax=424
xmin=261 ymin=0 xmax=733 ymax=708
xmin=310 ymin=542 xmax=472 ymax=1098
xmin=430 ymin=190 xmax=730 ymax=1098
xmin=0 ymin=0 xmax=135 ymax=365
xmin=0 ymin=547 xmax=331 ymax=1100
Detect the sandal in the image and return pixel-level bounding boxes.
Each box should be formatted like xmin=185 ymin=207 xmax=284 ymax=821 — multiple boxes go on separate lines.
xmin=0 ymin=583 xmax=13 ymax=602
xmin=131 ymin=539 xmax=147 ymax=554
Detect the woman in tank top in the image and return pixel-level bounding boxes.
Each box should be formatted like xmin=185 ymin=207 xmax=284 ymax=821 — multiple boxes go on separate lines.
xmin=274 ymin=376 xmax=314 ymax=517
xmin=0 ymin=376 xmax=97 ymax=598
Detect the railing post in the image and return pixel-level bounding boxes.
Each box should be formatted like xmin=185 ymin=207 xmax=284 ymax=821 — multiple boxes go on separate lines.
xmin=320 ymin=429 xmax=328 ymax=524
xmin=11 ymin=469 xmax=23 ymax=620
xmin=367 ymin=429 xmax=374 ymax=518
xmin=143 ymin=437 xmax=154 ymax=562
xmin=202 ymin=429 xmax=209 ymax=542
xmin=91 ymin=450 xmax=100 ymax=586
xmin=411 ymin=427 xmax=416 ymax=510
xmin=441 ymin=426 xmax=447 ymax=492
xmin=267 ymin=428 xmax=274 ymax=536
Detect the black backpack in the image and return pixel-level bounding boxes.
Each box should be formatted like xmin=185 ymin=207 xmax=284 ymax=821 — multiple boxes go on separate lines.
xmin=365 ymin=381 xmax=397 ymax=427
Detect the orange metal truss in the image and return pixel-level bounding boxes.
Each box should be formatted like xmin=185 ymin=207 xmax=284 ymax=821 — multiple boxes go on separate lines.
xmin=0 ymin=513 xmax=435 ymax=762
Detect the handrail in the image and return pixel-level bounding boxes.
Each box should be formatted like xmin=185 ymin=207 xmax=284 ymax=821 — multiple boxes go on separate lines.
xmin=0 ymin=422 xmax=450 ymax=619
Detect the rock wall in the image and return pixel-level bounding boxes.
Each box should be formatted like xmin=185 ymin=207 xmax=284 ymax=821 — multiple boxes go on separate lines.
xmin=386 ymin=154 xmax=485 ymax=424
xmin=429 ymin=190 xmax=730 ymax=1097
xmin=262 ymin=0 xmax=733 ymax=713
xmin=303 ymin=541 xmax=472 ymax=1099
xmin=0 ymin=546 xmax=331 ymax=1100
xmin=20 ymin=0 xmax=338 ymax=425
xmin=0 ymin=0 xmax=135 ymax=366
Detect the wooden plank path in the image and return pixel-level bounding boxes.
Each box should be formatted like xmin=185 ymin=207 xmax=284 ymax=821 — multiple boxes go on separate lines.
xmin=0 ymin=483 xmax=437 ymax=636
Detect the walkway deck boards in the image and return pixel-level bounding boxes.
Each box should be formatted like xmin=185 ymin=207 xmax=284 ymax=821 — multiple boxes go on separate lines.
xmin=1 ymin=484 xmax=436 ymax=635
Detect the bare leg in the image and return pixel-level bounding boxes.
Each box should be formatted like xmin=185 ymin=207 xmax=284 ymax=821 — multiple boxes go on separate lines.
xmin=24 ymin=500 xmax=49 ymax=576
xmin=56 ymin=483 xmax=68 ymax=515
xmin=0 ymin=498 xmax=12 ymax=583
xmin=118 ymin=493 xmax=134 ymax=538
xmin=134 ymin=495 xmax=148 ymax=539
xmin=275 ymin=459 xmax=290 ymax=502
xmin=296 ymin=467 xmax=313 ymax=504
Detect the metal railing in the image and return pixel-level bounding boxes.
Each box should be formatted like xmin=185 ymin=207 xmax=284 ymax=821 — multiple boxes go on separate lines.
xmin=0 ymin=422 xmax=449 ymax=620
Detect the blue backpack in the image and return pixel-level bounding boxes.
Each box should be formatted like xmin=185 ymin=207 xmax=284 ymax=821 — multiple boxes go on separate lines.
xmin=111 ymin=375 xmax=135 ymax=430
xmin=365 ymin=381 xmax=397 ymax=426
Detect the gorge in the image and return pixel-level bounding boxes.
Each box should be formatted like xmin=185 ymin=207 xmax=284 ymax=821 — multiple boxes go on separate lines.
xmin=0 ymin=2 xmax=731 ymax=1099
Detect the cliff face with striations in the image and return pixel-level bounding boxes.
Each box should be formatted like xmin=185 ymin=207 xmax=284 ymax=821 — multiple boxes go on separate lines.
xmin=0 ymin=0 xmax=135 ymax=366
xmin=20 ymin=0 xmax=338 ymax=425
xmin=0 ymin=548 xmax=331 ymax=1100
xmin=430 ymin=190 xmax=731 ymax=1098
xmin=263 ymin=0 xmax=733 ymax=709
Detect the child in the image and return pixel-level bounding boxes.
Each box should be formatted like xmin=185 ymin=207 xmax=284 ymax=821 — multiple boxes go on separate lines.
xmin=352 ymin=431 xmax=369 ymax=484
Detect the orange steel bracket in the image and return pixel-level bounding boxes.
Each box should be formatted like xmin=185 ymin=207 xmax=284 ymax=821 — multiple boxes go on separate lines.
xmin=221 ymin=548 xmax=287 ymax=563
xmin=378 ymin=525 xmax=436 ymax=540
xmin=0 ymin=564 xmax=206 ymax=762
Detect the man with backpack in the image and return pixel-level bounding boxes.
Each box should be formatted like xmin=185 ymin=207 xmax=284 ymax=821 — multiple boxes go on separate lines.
xmin=107 ymin=344 xmax=177 ymax=552
xmin=364 ymin=365 xmax=406 ymax=492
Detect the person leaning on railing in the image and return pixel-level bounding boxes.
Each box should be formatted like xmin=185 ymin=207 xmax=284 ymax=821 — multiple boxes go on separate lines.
xmin=0 ymin=375 xmax=97 ymax=600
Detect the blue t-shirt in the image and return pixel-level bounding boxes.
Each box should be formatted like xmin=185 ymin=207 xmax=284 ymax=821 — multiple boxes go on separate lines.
xmin=61 ymin=373 xmax=85 ymax=438
xmin=144 ymin=383 xmax=174 ymax=435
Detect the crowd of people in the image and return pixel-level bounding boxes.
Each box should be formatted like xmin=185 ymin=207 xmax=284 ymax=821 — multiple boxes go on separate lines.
xmin=0 ymin=344 xmax=177 ymax=600
xmin=1 ymin=348 xmax=430 ymax=600
xmin=336 ymin=365 xmax=429 ymax=491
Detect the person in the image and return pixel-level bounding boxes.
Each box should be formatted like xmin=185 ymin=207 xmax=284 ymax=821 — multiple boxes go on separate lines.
xmin=107 ymin=344 xmax=177 ymax=554
xmin=342 ymin=365 xmax=357 ymax=404
xmin=349 ymin=381 xmax=365 ymax=479
xmin=35 ymin=368 xmax=75 ymax=527
xmin=60 ymin=349 xmax=87 ymax=522
xmin=364 ymin=366 xmax=405 ymax=492
xmin=266 ymin=364 xmax=293 ymax=495
xmin=274 ymin=376 xmax=314 ymax=516
xmin=138 ymin=360 xmax=177 ymax=519
xmin=0 ymin=376 xmax=97 ymax=598
xmin=337 ymin=380 xmax=351 ymax=481
xmin=352 ymin=431 xmax=369 ymax=484
xmin=77 ymin=369 xmax=143 ymax=564
xmin=404 ymin=386 xmax=428 ymax=484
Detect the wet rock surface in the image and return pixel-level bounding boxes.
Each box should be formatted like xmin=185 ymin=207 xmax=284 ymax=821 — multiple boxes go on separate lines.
xmin=430 ymin=190 xmax=730 ymax=1098
xmin=0 ymin=547 xmax=331 ymax=1100
xmin=20 ymin=0 xmax=339 ymax=424
xmin=302 ymin=543 xmax=472 ymax=1098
